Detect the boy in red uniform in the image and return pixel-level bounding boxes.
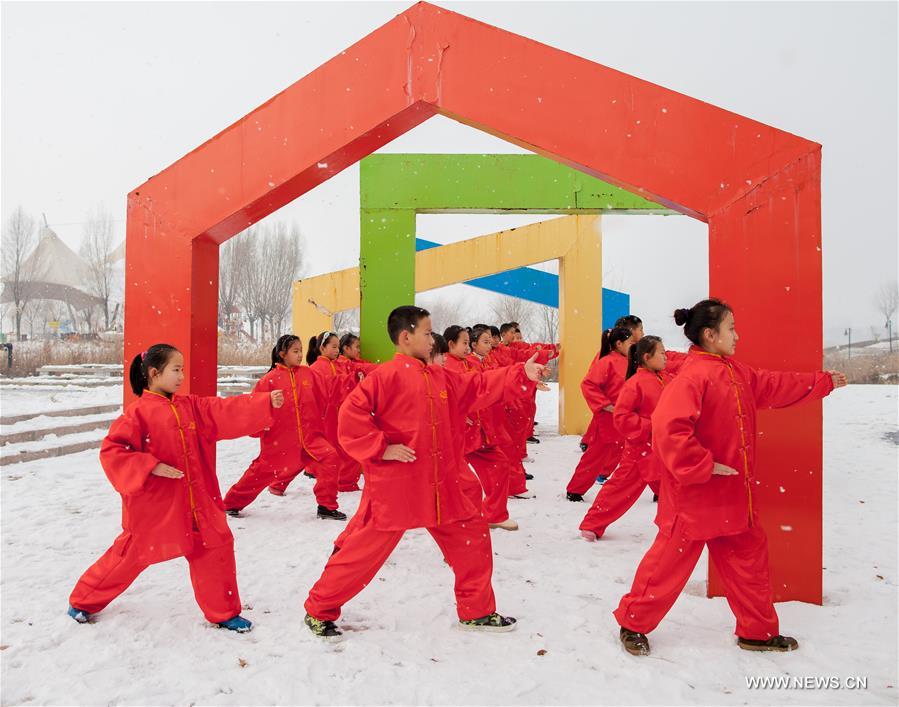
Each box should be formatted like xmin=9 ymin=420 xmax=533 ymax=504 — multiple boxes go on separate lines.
xmin=303 ymin=306 xmax=546 ymax=638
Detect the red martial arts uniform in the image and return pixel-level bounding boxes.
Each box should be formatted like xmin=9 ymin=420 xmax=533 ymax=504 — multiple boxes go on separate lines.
xmin=223 ymin=364 xmax=342 ymax=511
xmin=614 ymin=348 xmax=835 ymax=640
xmin=304 ymin=354 xmax=532 ymax=622
xmin=566 ymin=350 xmax=629 ymax=495
xmin=443 ymin=353 xmax=513 ymax=524
xmin=579 ymin=368 xmax=671 ymax=537
xmin=69 ymin=390 xmax=273 ymax=623
xmin=309 ymin=356 xmax=363 ymax=492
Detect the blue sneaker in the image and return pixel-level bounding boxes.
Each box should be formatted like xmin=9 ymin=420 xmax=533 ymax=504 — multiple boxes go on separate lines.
xmin=596 ymin=475 xmax=608 ymax=484
xmin=67 ymin=606 xmax=91 ymax=624
xmin=217 ymin=615 xmax=253 ymax=633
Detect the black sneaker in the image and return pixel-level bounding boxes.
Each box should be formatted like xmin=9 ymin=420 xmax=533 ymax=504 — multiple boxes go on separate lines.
xmin=652 ymin=494 xmax=659 ymax=503
xmin=566 ymin=492 xmax=584 ymax=502
xmin=620 ymin=627 xmax=650 ymax=656
xmin=738 ymin=635 xmax=799 ymax=652
xmin=579 ymin=442 xmax=588 ymax=452
xmin=225 ymin=508 xmax=241 ymax=517
xmin=458 ymin=612 xmax=517 ymax=632
xmin=524 ymin=472 xmax=534 ymax=481
xmin=303 ymin=470 xmax=316 ymax=479
xmin=304 ymin=613 xmax=343 ymax=638
xmin=526 ymin=436 xmax=540 ymax=444
xmin=317 ymin=506 xmax=347 ymax=521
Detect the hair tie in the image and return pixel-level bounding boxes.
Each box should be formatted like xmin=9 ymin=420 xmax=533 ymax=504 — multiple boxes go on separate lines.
xmin=140 ymin=350 xmax=148 ymax=361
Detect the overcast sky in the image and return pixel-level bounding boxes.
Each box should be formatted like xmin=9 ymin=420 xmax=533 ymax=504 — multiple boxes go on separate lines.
xmin=2 ymin=1 xmax=896 ymax=346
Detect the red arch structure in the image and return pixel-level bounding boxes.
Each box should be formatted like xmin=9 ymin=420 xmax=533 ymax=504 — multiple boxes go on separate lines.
xmin=125 ymin=2 xmax=823 ymax=603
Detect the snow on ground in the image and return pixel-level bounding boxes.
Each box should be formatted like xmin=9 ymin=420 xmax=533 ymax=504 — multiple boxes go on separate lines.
xmin=0 ymin=385 xmax=121 ymax=418
xmin=1 ymin=384 xmax=896 ymax=706
xmin=1 ymin=411 xmax=121 ymax=435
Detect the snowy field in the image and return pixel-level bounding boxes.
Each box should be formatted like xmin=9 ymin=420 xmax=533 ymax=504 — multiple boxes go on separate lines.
xmin=1 ymin=384 xmax=896 ymax=706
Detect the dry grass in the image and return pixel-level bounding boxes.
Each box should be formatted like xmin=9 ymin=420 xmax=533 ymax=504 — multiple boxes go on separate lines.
xmin=824 ymin=350 xmax=899 ymax=384
xmin=217 ymin=339 xmax=271 ymax=367
xmin=1 ymin=340 xmax=122 ymax=377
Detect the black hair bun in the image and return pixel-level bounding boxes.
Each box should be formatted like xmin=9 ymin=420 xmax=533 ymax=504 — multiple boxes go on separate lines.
xmin=673 ymin=308 xmax=692 ymax=326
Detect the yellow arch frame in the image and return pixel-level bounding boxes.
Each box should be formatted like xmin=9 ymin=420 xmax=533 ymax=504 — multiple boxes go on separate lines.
xmin=292 ymin=215 xmax=601 ymax=434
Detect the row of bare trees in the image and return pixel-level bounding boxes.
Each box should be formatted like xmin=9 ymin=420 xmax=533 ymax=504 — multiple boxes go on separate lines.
xmin=219 ymin=222 xmax=304 ymax=342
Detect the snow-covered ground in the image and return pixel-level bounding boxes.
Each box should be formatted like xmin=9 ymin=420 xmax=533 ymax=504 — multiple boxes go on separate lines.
xmin=1 ymin=384 xmax=896 ymax=706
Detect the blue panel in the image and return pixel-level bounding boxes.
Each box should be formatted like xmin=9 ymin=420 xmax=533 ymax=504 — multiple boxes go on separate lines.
xmin=415 ymin=238 xmax=630 ymax=330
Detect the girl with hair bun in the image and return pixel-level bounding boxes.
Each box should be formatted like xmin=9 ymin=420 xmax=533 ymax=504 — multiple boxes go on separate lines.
xmin=67 ymin=343 xmax=284 ymax=633
xmin=615 ymin=299 xmax=847 ymax=657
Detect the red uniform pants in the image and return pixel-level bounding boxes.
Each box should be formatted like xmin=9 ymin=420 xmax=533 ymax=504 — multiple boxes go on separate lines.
xmin=336 ymin=447 xmax=363 ymax=492
xmin=579 ymin=451 xmax=660 ymax=537
xmin=614 ymin=520 xmax=779 ymax=640
xmin=69 ymin=531 xmax=241 ymax=624
xmin=225 ymin=446 xmax=340 ymax=511
xmin=566 ymin=413 xmax=624 ymax=495
xmin=466 ymin=447 xmax=511 ymax=524
xmin=305 ymin=513 xmax=496 ymax=622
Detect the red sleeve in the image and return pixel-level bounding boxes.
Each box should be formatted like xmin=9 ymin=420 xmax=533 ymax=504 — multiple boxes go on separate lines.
xmin=249 ymin=373 xmax=273 ymax=438
xmin=99 ymin=412 xmax=159 ymax=496
xmin=651 ymin=378 xmax=715 ymax=486
xmin=445 ymin=364 xmax=532 ymax=416
xmin=664 ymin=350 xmax=689 ymax=375
xmin=337 ymin=375 xmax=388 ymax=464
xmin=192 ymin=393 xmax=274 ymax=441
xmin=581 ymin=358 xmax=613 ymax=413
xmin=745 ymin=366 xmax=835 ymax=410
xmin=613 ymin=381 xmax=650 ymax=443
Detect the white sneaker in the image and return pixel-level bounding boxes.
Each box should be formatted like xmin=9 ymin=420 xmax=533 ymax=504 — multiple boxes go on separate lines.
xmin=489 ymin=519 xmax=520 ymax=531
xmin=580 ymin=529 xmax=598 ymax=542
xmin=510 ymin=490 xmax=536 ymax=499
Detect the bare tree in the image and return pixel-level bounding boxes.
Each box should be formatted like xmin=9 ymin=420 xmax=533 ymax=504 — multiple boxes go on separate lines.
xmin=532 ymin=303 xmax=559 ymax=345
xmin=79 ymin=205 xmax=117 ymax=331
xmin=236 ymin=222 xmax=304 ymax=341
xmin=491 ymin=294 xmax=536 ymax=337
xmin=333 ymin=308 xmax=360 ymax=334
xmin=418 ymin=293 xmax=470 ymax=333
xmin=1 ymin=206 xmax=45 ymax=339
xmin=219 ymin=231 xmax=253 ymax=334
xmin=875 ymin=279 xmax=898 ymax=351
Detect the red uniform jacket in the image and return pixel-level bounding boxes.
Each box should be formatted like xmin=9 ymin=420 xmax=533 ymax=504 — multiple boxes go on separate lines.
xmin=252 ymin=364 xmax=330 ymax=458
xmin=443 ymin=353 xmax=488 ymax=454
xmin=581 ymin=350 xmax=629 ymax=443
xmin=613 ymin=368 xmax=674 ymax=483
xmin=471 ymin=353 xmax=516 ymax=447
xmin=99 ymin=390 xmax=273 ymax=563
xmin=336 ymin=353 xmax=532 ymax=531
xmin=651 ymin=347 xmax=834 ymax=540
xmin=309 ymin=356 xmax=357 ymax=442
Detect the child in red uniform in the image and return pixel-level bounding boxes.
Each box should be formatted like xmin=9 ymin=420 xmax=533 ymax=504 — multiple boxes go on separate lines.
xmin=306 ymin=332 xmax=363 ymax=494
xmin=565 ymin=326 xmax=634 ymax=501
xmin=67 ymin=344 xmax=283 ymax=632
xmin=580 ymin=315 xmax=643 ymax=453
xmin=615 ymin=299 xmax=847 ymax=656
xmin=579 ymin=335 xmax=671 ymax=541
xmin=303 ymin=306 xmax=546 ymax=639
xmin=337 ymin=333 xmax=379 ymax=380
xmin=223 ymin=335 xmax=346 ymax=520
xmin=444 ymin=325 xmax=519 ymax=531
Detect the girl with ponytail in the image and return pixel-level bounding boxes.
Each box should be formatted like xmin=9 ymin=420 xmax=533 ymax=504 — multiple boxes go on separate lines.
xmin=564 ymin=326 xmax=634 ymax=501
xmin=614 ymin=299 xmax=847 ymax=657
xmin=223 ymin=334 xmax=347 ymax=521
xmin=68 ymin=343 xmax=284 ymax=633
xmin=308 ymin=331 xmax=366 ymax=493
xmin=579 ymin=335 xmax=671 ymax=542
